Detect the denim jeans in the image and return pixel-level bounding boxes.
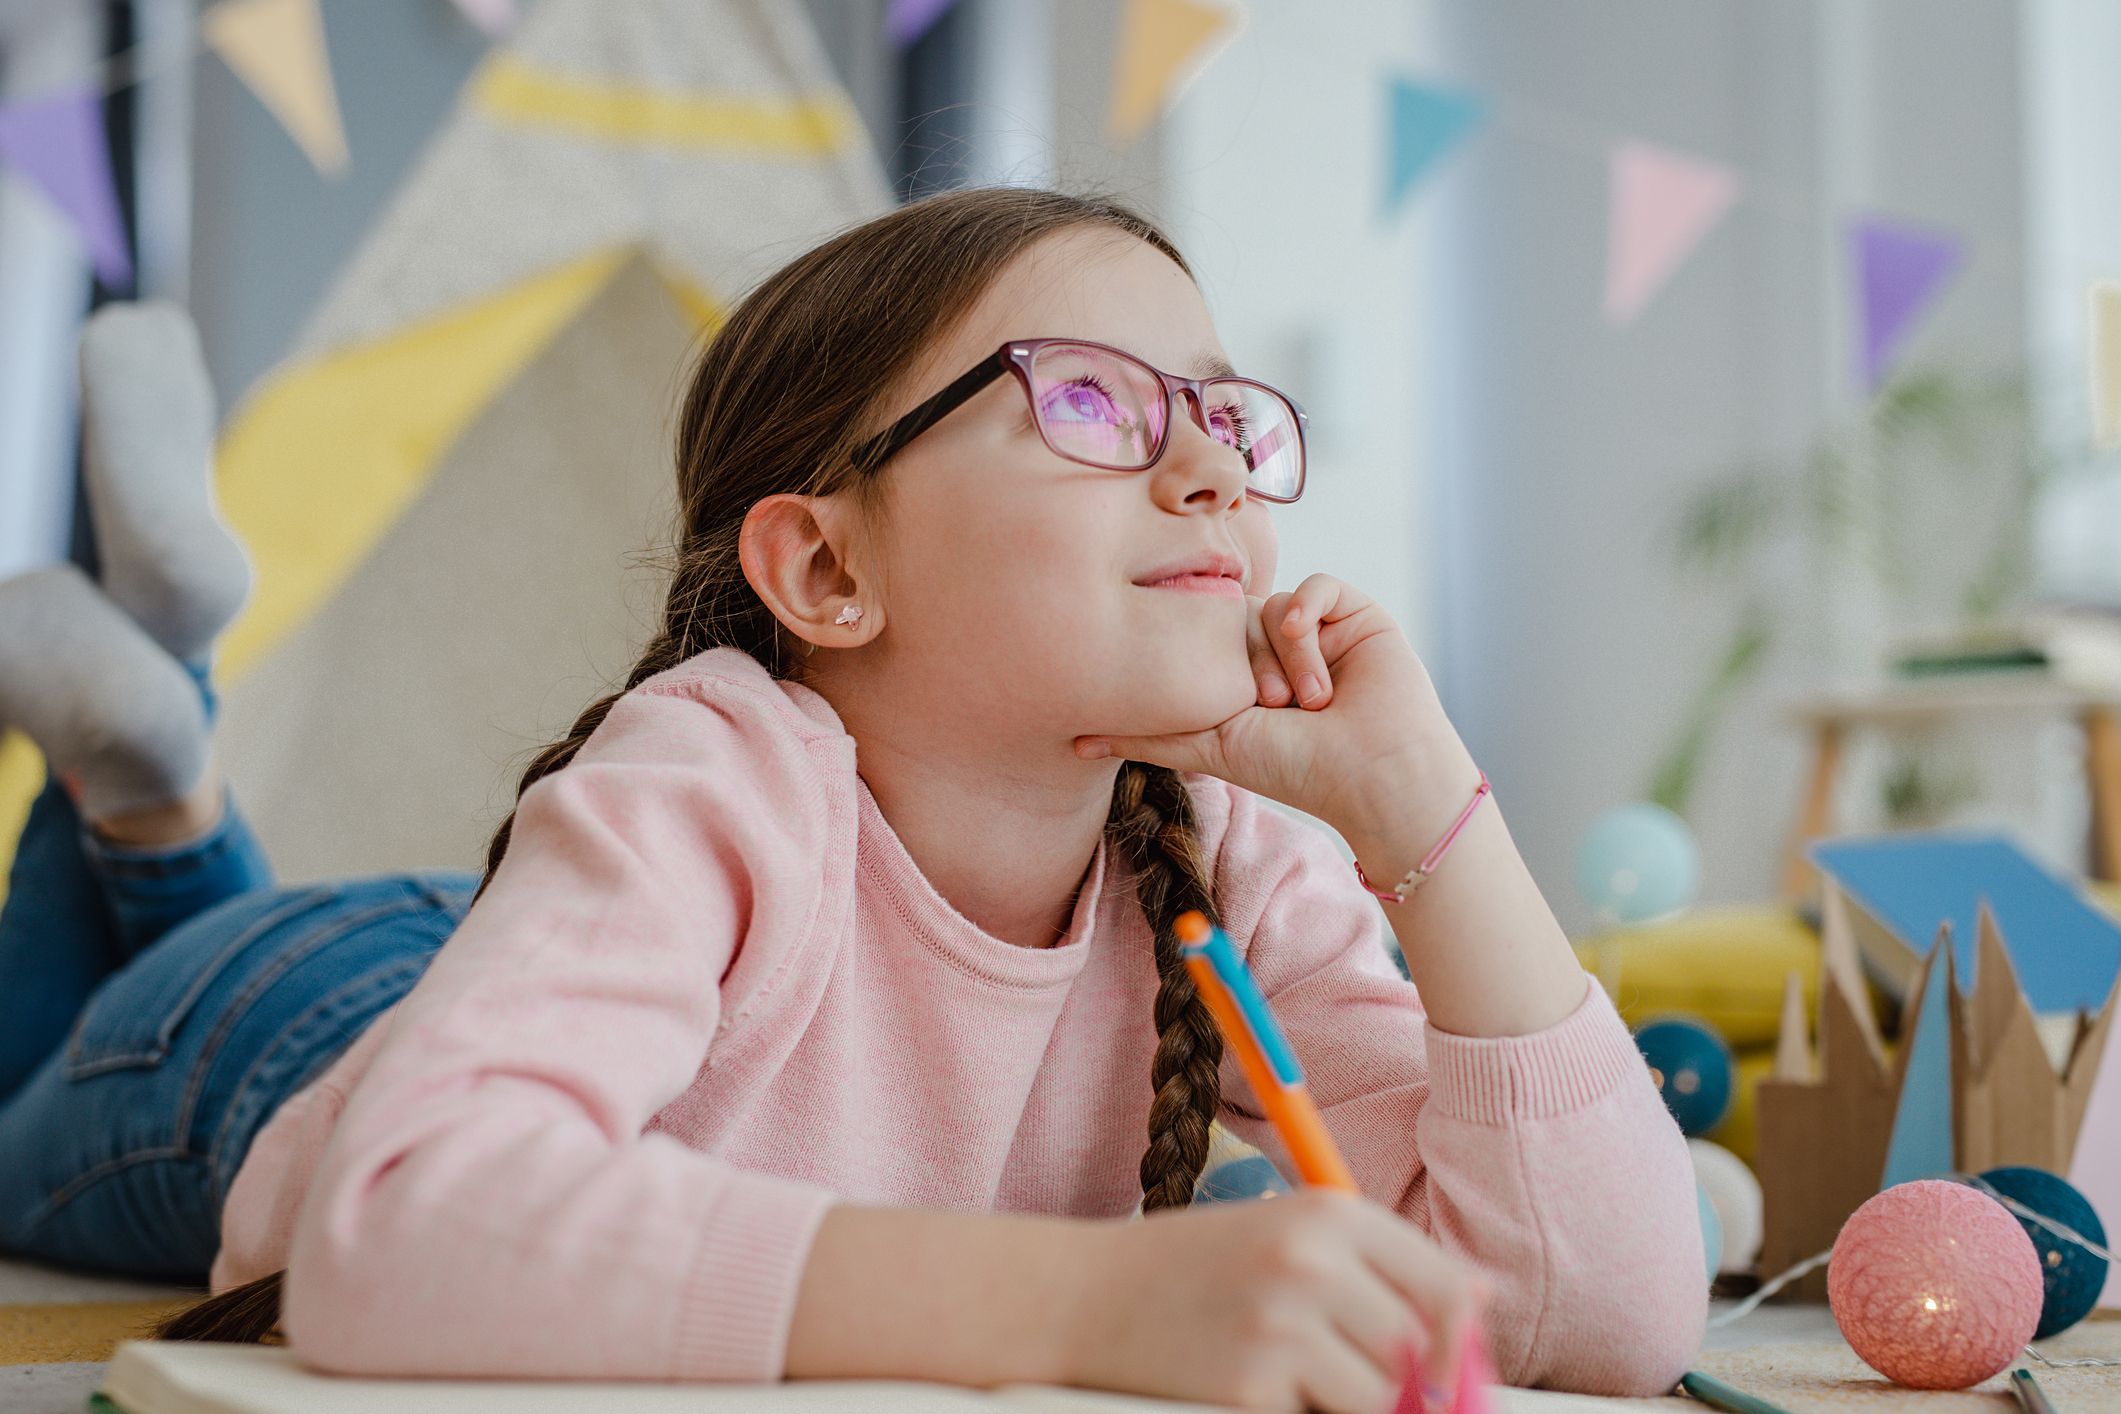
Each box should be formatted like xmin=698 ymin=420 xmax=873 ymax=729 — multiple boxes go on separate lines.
xmin=0 ymin=658 xmax=476 ymax=1280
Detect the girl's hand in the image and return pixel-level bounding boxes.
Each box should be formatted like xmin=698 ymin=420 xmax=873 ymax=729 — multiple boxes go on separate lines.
xmin=1065 ymin=1189 xmax=1490 ymax=1412
xmin=1076 ymin=574 xmax=1465 ymax=833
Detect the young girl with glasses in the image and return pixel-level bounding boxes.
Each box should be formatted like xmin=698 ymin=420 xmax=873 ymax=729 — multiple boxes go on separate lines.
xmin=0 ymin=188 xmax=1705 ymax=1410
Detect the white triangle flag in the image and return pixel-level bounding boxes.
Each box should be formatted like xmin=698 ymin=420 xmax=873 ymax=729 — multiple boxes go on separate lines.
xmin=203 ymin=0 xmax=349 ymax=176
xmin=1106 ymin=0 xmax=1244 ymax=143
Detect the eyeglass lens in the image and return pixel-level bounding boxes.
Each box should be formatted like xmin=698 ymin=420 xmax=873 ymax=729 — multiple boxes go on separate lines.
xmin=1025 ymin=342 xmax=1304 ymax=499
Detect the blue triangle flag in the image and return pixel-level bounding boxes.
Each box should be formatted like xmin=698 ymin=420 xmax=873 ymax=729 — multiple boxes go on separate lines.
xmin=1383 ymin=77 xmax=1483 ymax=218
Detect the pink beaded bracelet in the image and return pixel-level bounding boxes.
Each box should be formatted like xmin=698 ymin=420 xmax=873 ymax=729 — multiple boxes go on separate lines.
xmin=1352 ymin=768 xmax=1492 ymax=904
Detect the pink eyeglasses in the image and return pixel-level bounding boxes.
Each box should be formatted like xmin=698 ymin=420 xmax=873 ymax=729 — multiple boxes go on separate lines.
xmin=849 ymin=337 xmax=1309 ymax=503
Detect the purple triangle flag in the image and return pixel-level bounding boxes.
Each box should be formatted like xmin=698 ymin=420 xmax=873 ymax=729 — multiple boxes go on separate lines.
xmin=0 ymin=87 xmax=131 ymax=287
xmin=1851 ymin=215 xmax=1962 ymax=391
xmin=887 ymin=0 xmax=960 ymax=47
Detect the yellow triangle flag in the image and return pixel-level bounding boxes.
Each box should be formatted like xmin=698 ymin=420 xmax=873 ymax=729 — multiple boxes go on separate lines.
xmin=203 ymin=0 xmax=349 ymax=176
xmin=1106 ymin=0 xmax=1243 ymax=143
xmin=2092 ymin=279 xmax=2121 ymax=449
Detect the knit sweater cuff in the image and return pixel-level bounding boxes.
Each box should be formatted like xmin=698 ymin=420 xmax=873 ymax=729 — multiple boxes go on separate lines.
xmin=670 ymin=1175 xmax=841 ymax=1382
xmin=1422 ymin=974 xmax=1644 ymax=1125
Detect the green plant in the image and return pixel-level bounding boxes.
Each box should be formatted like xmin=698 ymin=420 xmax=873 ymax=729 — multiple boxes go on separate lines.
xmin=1877 ymin=743 xmax=1982 ymax=827
xmin=1651 ymin=365 xmax=2103 ymax=821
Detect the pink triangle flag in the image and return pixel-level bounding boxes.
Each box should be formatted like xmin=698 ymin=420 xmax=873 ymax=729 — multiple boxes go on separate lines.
xmin=1603 ymin=140 xmax=1738 ymax=325
xmin=1851 ymin=215 xmax=1963 ymax=391
xmin=0 ymin=87 xmax=131 ymax=287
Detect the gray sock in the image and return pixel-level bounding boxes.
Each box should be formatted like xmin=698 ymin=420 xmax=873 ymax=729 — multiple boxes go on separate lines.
xmin=79 ymin=301 xmax=252 ymax=667
xmin=0 ymin=565 xmax=210 ymax=820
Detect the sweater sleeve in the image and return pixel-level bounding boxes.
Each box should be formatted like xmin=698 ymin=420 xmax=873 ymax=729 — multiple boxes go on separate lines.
xmin=282 ymin=678 xmax=844 ymax=1382
xmin=1205 ymin=783 xmax=1706 ymax=1398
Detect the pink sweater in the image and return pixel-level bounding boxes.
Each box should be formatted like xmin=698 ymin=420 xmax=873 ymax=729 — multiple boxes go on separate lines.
xmin=212 ymin=648 xmax=1707 ymax=1396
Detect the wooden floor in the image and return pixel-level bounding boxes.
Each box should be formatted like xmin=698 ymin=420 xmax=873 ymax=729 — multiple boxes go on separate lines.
xmin=0 ymin=1257 xmax=198 ymax=1414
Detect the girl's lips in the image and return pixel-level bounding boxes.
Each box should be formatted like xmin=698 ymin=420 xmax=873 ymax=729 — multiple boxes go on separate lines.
xmin=1139 ymin=573 xmax=1245 ymax=598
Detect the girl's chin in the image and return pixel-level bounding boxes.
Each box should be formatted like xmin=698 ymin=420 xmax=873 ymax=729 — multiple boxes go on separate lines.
xmin=1130 ymin=680 xmax=1260 ymax=737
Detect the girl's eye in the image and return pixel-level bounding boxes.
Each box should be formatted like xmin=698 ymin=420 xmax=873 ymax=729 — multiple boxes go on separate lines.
xmin=1208 ymin=400 xmax=1251 ymax=450
xmin=1042 ymin=374 xmax=1128 ymax=427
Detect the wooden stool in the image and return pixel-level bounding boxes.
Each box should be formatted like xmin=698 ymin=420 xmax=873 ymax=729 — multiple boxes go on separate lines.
xmin=1779 ymin=674 xmax=2121 ymax=905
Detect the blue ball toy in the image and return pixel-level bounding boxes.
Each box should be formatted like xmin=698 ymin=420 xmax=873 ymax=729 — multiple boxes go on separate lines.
xmin=1978 ymin=1165 xmax=2109 ymax=1339
xmin=1634 ymin=1017 xmax=1733 ymax=1136
xmin=1576 ymin=803 xmax=1699 ymax=925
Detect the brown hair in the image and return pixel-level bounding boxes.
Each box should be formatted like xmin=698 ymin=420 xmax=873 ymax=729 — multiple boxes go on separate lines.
xmin=153 ymin=187 xmax=1225 ymax=1346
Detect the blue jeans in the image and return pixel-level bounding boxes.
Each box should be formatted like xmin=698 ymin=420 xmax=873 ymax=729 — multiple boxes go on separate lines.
xmin=0 ymin=659 xmax=476 ymax=1281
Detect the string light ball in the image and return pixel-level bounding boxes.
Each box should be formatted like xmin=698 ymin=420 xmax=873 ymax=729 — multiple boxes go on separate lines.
xmin=1634 ymin=1017 xmax=1733 ymax=1135
xmin=1688 ymin=1138 xmax=1763 ymax=1275
xmin=1828 ymin=1180 xmax=2043 ymax=1390
xmin=1977 ymin=1165 xmax=2109 ymax=1339
xmin=1193 ymin=1154 xmax=1290 ymax=1205
xmin=1574 ymin=802 xmax=1699 ymax=924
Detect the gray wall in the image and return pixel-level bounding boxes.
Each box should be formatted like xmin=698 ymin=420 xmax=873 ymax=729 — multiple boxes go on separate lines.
xmin=1431 ymin=0 xmax=2057 ymax=929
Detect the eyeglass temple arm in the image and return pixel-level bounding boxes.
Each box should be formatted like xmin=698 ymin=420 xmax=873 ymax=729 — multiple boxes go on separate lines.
xmin=849 ymin=349 xmax=1016 ymax=474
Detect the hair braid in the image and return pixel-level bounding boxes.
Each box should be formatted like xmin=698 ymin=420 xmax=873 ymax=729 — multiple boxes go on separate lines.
xmin=1106 ymin=761 xmax=1225 ymax=1213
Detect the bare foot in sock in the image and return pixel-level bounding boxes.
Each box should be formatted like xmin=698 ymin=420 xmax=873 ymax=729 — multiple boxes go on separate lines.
xmin=79 ymin=302 xmax=252 ymax=668
xmin=0 ymin=565 xmax=220 ymax=838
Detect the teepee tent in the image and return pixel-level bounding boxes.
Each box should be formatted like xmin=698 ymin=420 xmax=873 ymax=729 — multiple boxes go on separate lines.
xmin=0 ymin=0 xmax=890 ymax=891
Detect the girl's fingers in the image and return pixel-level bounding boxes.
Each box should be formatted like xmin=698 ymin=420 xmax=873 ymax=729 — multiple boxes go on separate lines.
xmin=1291 ymin=1315 xmax=1399 ymax=1414
xmin=1267 ymin=584 xmax=1335 ymax=710
xmin=1283 ymin=572 xmax=1374 ymax=631
xmin=1354 ymin=1215 xmax=1491 ymax=1393
xmin=1322 ymin=1263 xmax=1433 ymax=1391
xmin=1245 ymin=595 xmax=1295 ymax=706
xmin=1256 ymin=576 xmax=1390 ymax=710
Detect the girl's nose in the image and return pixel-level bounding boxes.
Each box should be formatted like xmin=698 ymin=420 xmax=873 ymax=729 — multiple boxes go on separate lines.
xmin=1154 ymin=391 xmax=1249 ymax=510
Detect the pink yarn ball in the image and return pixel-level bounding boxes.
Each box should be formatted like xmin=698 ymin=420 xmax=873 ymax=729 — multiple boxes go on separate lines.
xmin=1828 ymin=1180 xmax=2044 ymax=1390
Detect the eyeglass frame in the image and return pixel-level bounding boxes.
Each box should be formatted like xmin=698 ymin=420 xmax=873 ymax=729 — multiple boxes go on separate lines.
xmin=846 ymin=336 xmax=1310 ymax=502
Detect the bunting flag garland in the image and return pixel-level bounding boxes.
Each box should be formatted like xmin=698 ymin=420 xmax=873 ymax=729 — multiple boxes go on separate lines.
xmin=1850 ymin=214 xmax=1964 ymax=392
xmin=2090 ymin=280 xmax=2121 ymax=449
xmin=0 ymin=87 xmax=132 ymax=286
xmin=1106 ymin=0 xmax=1244 ymax=143
xmin=1381 ymin=75 xmax=1483 ymax=218
xmin=202 ymin=0 xmax=349 ymax=176
xmin=1603 ymin=140 xmax=1738 ymax=325
xmin=886 ymin=0 xmax=960 ymax=49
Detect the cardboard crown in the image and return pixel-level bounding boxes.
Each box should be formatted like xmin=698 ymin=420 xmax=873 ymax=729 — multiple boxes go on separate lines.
xmin=1754 ymin=881 xmax=2118 ymax=1301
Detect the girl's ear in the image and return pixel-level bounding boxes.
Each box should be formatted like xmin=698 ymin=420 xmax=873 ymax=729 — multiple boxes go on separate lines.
xmin=738 ymin=493 xmax=881 ymax=650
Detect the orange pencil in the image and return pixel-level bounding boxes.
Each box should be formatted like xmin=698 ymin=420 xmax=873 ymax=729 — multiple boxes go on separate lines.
xmin=1175 ymin=910 xmax=1356 ymax=1189
xmin=1175 ymin=910 xmax=1495 ymax=1414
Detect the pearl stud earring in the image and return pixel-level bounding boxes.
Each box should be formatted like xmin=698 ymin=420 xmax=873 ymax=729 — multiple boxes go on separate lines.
xmin=834 ymin=603 xmax=863 ymax=628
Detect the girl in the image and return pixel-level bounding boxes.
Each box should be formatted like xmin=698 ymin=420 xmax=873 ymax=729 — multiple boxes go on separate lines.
xmin=0 ymin=188 xmax=1705 ymax=1411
